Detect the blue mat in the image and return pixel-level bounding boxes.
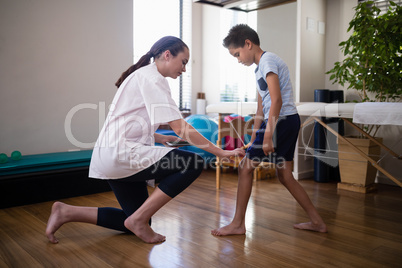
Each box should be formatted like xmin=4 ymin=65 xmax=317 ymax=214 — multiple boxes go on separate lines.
xmin=0 ymin=150 xmax=92 ymax=177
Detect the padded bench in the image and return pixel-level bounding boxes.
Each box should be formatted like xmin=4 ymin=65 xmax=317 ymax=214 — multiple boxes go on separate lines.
xmin=0 ymin=150 xmax=110 ymax=208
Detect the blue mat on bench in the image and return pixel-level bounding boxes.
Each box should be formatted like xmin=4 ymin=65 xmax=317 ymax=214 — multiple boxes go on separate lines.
xmin=0 ymin=150 xmax=92 ymax=177
xmin=0 ymin=150 xmax=112 ymax=208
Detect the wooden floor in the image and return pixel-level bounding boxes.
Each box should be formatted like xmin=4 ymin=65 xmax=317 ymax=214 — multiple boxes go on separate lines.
xmin=1 ymin=169 xmax=402 ymax=268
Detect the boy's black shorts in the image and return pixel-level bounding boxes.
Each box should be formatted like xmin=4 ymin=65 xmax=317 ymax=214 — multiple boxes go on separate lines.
xmin=246 ymin=114 xmax=300 ymax=164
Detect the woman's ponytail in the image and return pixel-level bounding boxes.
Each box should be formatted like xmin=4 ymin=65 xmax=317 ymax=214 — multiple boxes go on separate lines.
xmin=115 ymin=36 xmax=188 ymax=88
xmin=115 ymin=52 xmax=153 ymax=88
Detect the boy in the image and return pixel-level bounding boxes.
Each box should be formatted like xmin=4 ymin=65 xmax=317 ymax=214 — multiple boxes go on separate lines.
xmin=211 ymin=24 xmax=327 ymax=236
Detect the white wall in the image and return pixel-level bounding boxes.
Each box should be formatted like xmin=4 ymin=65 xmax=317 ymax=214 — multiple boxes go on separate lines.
xmin=296 ymin=0 xmax=327 ymax=102
xmin=201 ymin=5 xmax=223 ymax=106
xmin=0 ymin=0 xmax=133 ymax=155
xmin=324 ymin=0 xmax=357 ymax=92
xmin=257 ymin=2 xmax=297 ymax=91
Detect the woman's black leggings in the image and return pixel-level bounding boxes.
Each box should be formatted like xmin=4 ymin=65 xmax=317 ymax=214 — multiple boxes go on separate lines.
xmin=96 ymin=149 xmax=204 ymax=233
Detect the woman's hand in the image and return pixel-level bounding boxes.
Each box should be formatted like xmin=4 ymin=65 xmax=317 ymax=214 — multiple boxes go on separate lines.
xmin=218 ymin=148 xmax=246 ymax=163
xmin=157 ymin=135 xmax=184 ymax=147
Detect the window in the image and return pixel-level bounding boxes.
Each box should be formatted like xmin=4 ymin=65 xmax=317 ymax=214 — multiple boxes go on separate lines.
xmin=358 ymin=0 xmax=402 ymax=15
xmin=219 ymin=10 xmax=257 ymax=102
xmin=180 ymin=0 xmax=192 ymax=111
xmin=133 ymin=0 xmax=192 ymax=110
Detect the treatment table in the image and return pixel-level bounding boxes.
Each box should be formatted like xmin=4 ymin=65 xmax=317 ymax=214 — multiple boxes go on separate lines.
xmin=206 ymin=102 xmax=402 ymax=188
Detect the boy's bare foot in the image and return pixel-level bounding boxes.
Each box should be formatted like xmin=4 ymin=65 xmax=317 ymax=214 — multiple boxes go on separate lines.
xmin=46 ymin=202 xmax=67 ymax=243
xmin=293 ymin=222 xmax=328 ymax=233
xmin=211 ymin=223 xmax=246 ymax=236
xmin=124 ymin=217 xmax=165 ymax=244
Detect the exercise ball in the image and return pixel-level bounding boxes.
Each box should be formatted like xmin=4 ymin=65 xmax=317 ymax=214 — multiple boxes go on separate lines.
xmin=11 ymin=151 xmax=22 ymax=161
xmin=0 ymin=153 xmax=8 ymax=164
xmin=181 ymin=114 xmax=219 ymax=163
xmin=184 ymin=114 xmax=218 ymax=143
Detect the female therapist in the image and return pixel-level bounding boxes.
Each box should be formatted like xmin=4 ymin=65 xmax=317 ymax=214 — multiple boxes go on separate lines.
xmin=46 ymin=36 xmax=244 ymax=244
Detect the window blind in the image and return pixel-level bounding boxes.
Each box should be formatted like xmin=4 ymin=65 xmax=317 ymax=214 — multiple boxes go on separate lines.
xmin=358 ymin=0 xmax=401 ymax=15
xmin=180 ymin=0 xmax=192 ymax=111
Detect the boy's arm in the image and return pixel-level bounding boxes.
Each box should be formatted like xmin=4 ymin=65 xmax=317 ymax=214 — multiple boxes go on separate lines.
xmin=263 ymin=72 xmax=282 ymax=155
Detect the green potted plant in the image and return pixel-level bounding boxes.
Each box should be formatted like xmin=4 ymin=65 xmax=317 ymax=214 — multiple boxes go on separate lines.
xmin=326 ymin=1 xmax=401 ymax=192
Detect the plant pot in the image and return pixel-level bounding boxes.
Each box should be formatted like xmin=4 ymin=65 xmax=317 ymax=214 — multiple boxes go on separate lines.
xmin=337 ymin=136 xmax=382 ymax=193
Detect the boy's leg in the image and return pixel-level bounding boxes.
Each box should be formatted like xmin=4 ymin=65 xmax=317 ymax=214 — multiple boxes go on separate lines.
xmin=276 ymin=161 xmax=327 ymax=233
xmin=211 ymin=157 xmax=258 ymax=236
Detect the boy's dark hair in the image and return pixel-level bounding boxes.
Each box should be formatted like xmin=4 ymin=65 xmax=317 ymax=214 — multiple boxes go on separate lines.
xmin=223 ymin=24 xmax=260 ymax=48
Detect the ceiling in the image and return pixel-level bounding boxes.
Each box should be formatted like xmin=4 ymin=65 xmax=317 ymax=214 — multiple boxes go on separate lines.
xmin=193 ymin=0 xmax=296 ymax=12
